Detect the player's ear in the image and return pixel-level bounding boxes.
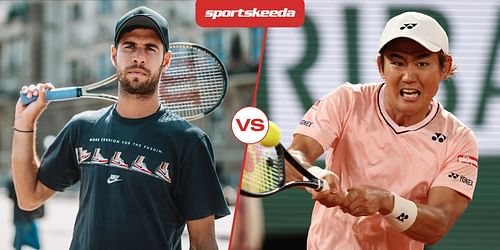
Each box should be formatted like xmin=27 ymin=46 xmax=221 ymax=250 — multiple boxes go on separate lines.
xmin=110 ymin=44 xmax=117 ymax=67
xmin=377 ymin=55 xmax=385 ymax=79
xmin=161 ymin=51 xmax=172 ymax=70
xmin=442 ymin=54 xmax=453 ymax=80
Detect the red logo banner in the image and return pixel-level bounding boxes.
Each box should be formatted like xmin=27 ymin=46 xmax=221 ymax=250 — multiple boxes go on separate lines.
xmin=196 ymin=0 xmax=304 ymax=27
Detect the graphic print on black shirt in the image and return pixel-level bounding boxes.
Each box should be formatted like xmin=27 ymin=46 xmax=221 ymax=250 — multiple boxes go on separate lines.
xmin=37 ymin=105 xmax=230 ymax=250
xmin=76 ymin=136 xmax=172 ymax=183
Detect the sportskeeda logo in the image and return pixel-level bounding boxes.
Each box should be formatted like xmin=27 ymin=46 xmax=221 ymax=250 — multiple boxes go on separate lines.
xmin=196 ymin=0 xmax=304 ymax=27
xmin=205 ymin=8 xmax=296 ymax=20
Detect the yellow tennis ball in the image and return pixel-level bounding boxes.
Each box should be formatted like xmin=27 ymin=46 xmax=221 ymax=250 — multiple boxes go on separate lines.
xmin=259 ymin=121 xmax=281 ymax=147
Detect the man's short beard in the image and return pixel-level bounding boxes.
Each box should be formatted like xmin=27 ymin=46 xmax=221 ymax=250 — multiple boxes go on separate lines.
xmin=117 ymin=65 xmax=162 ymax=98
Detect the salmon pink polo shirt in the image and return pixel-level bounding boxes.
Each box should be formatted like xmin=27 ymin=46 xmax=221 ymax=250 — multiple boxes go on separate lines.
xmin=294 ymin=83 xmax=478 ymax=250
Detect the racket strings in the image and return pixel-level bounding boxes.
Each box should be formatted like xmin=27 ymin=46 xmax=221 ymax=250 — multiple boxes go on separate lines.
xmin=159 ymin=83 xmax=223 ymax=108
xmin=160 ymin=87 xmax=221 ymax=101
xmin=159 ymin=46 xmax=226 ymax=119
xmin=166 ymin=58 xmax=224 ymax=81
xmin=164 ymin=71 xmax=225 ymax=84
xmin=241 ymin=144 xmax=285 ymax=194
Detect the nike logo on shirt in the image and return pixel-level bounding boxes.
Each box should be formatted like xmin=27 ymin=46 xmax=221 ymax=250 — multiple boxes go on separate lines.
xmin=107 ymin=174 xmax=123 ymax=184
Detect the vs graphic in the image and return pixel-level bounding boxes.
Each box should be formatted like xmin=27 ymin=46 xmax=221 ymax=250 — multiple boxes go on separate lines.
xmin=235 ymin=118 xmax=266 ymax=132
xmin=231 ymin=106 xmax=269 ymax=144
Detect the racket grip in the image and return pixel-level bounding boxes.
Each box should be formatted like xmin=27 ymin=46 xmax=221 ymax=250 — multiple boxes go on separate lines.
xmin=20 ymin=87 xmax=82 ymax=105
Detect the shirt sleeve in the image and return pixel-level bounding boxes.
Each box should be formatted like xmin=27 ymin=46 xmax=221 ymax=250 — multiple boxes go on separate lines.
xmin=177 ymin=132 xmax=230 ymax=220
xmin=293 ymin=83 xmax=355 ymax=151
xmin=38 ymin=118 xmax=80 ymax=192
xmin=431 ymin=127 xmax=479 ymax=199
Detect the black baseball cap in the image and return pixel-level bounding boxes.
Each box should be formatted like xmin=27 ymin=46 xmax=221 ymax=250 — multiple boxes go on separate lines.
xmin=114 ymin=6 xmax=169 ymax=51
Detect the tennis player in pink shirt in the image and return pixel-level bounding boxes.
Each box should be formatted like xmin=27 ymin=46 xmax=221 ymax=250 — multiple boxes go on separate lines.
xmin=289 ymin=12 xmax=478 ymax=249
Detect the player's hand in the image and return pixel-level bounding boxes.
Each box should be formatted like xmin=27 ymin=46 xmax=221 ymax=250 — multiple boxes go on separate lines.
xmin=305 ymin=167 xmax=346 ymax=207
xmin=339 ymin=185 xmax=393 ymax=216
xmin=14 ymin=83 xmax=55 ymax=130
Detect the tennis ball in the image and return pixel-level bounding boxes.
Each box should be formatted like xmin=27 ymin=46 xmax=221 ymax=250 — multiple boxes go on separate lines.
xmin=259 ymin=121 xmax=281 ymax=147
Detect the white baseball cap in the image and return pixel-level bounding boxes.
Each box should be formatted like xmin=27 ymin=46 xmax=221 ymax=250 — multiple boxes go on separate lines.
xmin=378 ymin=12 xmax=449 ymax=54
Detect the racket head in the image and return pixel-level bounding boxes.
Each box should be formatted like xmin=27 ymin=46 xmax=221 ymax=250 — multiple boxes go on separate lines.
xmin=240 ymin=143 xmax=286 ymax=197
xmin=159 ymin=42 xmax=228 ymax=121
xmin=240 ymin=143 xmax=324 ymax=197
xmin=20 ymin=42 xmax=228 ymax=121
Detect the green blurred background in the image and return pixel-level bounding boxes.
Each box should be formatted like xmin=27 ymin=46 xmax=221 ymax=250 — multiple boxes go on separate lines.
xmin=257 ymin=1 xmax=500 ymax=249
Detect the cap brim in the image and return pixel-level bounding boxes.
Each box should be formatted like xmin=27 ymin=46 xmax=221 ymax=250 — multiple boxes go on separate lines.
xmin=379 ymin=35 xmax=442 ymax=53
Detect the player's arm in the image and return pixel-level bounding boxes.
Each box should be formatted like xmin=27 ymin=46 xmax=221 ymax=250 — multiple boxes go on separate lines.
xmin=287 ymin=134 xmax=327 ymax=185
xmin=341 ymin=185 xmax=469 ymax=244
xmin=11 ymin=83 xmax=56 ymax=210
xmin=288 ymin=134 xmax=324 ymax=170
xmin=288 ymin=134 xmax=344 ymax=203
xmin=186 ymin=215 xmax=218 ymax=250
xmin=404 ymin=186 xmax=469 ymax=244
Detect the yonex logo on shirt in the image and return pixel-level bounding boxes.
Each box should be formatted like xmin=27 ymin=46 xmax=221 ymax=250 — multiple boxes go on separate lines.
xmin=448 ymin=172 xmax=474 ymax=187
xmin=300 ymin=119 xmax=313 ymax=127
xmin=431 ymin=133 xmax=446 ymax=143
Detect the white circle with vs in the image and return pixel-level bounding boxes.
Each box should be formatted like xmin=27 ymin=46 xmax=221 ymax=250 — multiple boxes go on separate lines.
xmin=231 ymin=106 xmax=269 ymax=144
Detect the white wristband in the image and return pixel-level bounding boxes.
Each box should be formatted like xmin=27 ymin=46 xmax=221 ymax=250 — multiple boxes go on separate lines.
xmin=384 ymin=192 xmax=418 ymax=232
xmin=307 ymin=166 xmax=331 ymax=179
xmin=305 ymin=166 xmax=333 ymax=192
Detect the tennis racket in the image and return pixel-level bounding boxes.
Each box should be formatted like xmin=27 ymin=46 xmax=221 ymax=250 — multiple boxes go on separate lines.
xmin=240 ymin=142 xmax=329 ymax=197
xmin=20 ymin=42 xmax=228 ymax=121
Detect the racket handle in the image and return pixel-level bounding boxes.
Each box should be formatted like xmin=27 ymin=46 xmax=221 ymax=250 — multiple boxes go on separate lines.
xmin=20 ymin=87 xmax=82 ymax=105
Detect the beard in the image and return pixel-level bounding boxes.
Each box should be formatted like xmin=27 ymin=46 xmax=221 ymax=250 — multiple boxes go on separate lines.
xmin=117 ymin=65 xmax=162 ymax=98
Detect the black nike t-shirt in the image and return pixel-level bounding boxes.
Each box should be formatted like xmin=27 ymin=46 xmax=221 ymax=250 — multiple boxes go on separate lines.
xmin=38 ymin=105 xmax=230 ymax=250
